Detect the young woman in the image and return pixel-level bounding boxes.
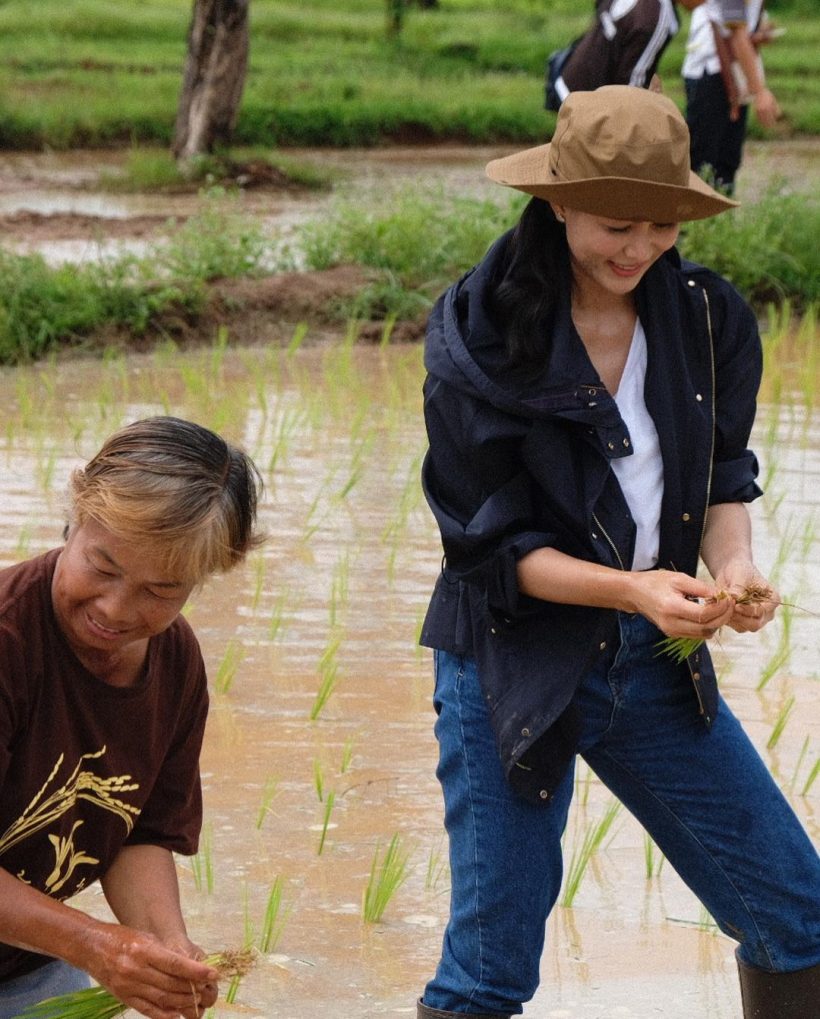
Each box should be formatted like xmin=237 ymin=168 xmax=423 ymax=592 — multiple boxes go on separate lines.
xmin=418 ymin=86 xmax=819 ymax=1018
xmin=0 ymin=417 xmax=264 ymax=1019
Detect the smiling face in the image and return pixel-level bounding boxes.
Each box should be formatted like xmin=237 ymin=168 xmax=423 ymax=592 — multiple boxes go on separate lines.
xmin=51 ymin=518 xmax=194 ymax=685
xmin=553 ymin=206 xmax=680 ymax=304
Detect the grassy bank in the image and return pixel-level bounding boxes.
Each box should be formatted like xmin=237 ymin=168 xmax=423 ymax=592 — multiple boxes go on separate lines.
xmin=0 ymin=0 xmax=817 ymax=150
xmin=0 ymin=184 xmax=817 ymax=364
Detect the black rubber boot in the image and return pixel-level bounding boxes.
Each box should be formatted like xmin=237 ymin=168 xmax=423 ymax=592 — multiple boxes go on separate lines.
xmin=417 ymin=998 xmax=511 ymax=1019
xmin=737 ymin=952 xmax=820 ymax=1017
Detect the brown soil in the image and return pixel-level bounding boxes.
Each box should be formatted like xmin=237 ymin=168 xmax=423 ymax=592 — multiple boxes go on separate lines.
xmin=0 ymin=209 xmax=176 ymax=240
xmin=207 ymin=270 xmax=427 ymax=345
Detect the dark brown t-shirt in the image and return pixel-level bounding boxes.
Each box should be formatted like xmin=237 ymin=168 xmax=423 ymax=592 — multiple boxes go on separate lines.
xmin=0 ymin=549 xmax=208 ymax=980
xmin=562 ymin=0 xmax=680 ymax=93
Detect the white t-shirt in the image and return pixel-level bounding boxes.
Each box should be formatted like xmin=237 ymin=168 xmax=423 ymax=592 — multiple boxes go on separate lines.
xmin=611 ymin=319 xmax=664 ymax=571
xmin=682 ymin=0 xmax=766 ymax=83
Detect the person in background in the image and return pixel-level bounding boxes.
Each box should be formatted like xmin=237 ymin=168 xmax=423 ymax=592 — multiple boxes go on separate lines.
xmin=546 ymin=0 xmax=704 ymax=110
xmin=683 ymin=0 xmax=781 ymax=192
xmin=0 ymin=417 xmax=264 ymax=1019
xmin=417 ymin=86 xmax=819 ymax=1019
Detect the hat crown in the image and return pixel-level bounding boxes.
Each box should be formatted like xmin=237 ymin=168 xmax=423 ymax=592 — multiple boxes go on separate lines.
xmin=549 ymin=87 xmax=690 ymax=189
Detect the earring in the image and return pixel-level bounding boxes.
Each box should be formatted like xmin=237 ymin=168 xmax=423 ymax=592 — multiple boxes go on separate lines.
xmin=555 ymin=213 xmax=565 ymax=223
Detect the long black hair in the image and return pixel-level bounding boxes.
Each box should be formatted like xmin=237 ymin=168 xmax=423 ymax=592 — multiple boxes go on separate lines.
xmin=485 ymin=197 xmax=570 ymax=369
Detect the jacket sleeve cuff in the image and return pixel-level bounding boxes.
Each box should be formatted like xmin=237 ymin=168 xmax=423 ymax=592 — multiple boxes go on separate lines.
xmin=709 ymin=452 xmax=763 ymax=505
xmin=483 ymin=532 xmax=556 ymax=620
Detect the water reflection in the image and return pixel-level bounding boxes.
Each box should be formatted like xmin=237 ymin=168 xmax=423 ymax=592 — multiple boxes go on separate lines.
xmin=0 ymin=339 xmax=816 ymax=1017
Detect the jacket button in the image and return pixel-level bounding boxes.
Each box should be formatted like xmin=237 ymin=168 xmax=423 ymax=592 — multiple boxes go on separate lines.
xmin=695 ymin=393 xmax=703 ymax=402
xmin=539 ymin=789 xmax=549 ymax=800
xmin=599 ymin=641 xmax=607 ymax=651
xmin=687 ymin=280 xmax=696 ymax=287
xmin=490 ymin=627 xmax=497 ymax=635
xmin=692 ymin=671 xmax=701 ymax=680
xmin=623 ymin=437 xmax=630 ymax=447
xmin=607 ymin=441 xmax=615 ymax=450
xmin=682 ymin=512 xmax=691 ymax=522
xmin=591 ymin=532 xmax=598 ymax=540
xmin=521 ymin=727 xmax=530 ymax=737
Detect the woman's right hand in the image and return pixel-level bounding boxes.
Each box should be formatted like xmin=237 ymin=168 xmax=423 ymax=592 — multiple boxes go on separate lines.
xmin=84 ymin=922 xmax=219 ymax=1019
xmin=626 ymin=569 xmax=735 ymax=640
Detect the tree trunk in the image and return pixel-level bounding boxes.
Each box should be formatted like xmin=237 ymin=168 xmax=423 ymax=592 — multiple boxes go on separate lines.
xmin=173 ymin=0 xmax=250 ymax=162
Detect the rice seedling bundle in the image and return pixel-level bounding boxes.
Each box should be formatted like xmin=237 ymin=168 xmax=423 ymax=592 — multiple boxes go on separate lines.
xmin=12 ymin=948 xmax=256 ymax=1019
xmin=655 ymin=582 xmax=775 ymax=663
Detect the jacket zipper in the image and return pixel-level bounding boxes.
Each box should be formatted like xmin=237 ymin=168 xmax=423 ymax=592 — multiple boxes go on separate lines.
xmin=697 ymin=286 xmax=717 ymax=559
xmin=592 ymin=512 xmax=625 ymax=571
xmin=687 ymin=286 xmax=717 ymax=723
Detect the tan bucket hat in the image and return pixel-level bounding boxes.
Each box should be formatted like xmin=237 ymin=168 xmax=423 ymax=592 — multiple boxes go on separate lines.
xmin=486 ymin=85 xmax=737 ymax=222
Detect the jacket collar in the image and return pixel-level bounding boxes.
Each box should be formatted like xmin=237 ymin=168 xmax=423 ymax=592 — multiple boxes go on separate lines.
xmin=426 ymin=233 xmax=689 ymax=456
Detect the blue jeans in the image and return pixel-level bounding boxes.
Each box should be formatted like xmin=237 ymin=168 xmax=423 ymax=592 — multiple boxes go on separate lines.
xmin=0 ymin=960 xmax=91 ymax=1018
xmin=424 ymin=613 xmax=820 ymax=1014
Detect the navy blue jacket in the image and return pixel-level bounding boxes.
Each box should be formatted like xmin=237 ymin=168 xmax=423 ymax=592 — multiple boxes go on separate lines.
xmin=420 ymin=233 xmax=763 ymax=803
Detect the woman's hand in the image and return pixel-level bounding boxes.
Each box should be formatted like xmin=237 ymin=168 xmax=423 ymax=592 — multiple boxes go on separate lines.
xmin=84 ymin=922 xmax=219 ymax=1019
xmin=713 ymin=559 xmax=779 ymax=634
xmin=626 ymin=569 xmax=736 ymax=639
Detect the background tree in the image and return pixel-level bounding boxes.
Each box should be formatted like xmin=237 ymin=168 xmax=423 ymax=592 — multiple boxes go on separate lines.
xmin=173 ymin=0 xmax=250 ymax=163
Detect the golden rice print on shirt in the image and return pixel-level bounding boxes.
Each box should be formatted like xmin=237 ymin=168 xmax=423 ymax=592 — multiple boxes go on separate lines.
xmin=0 ymin=747 xmax=140 ymax=893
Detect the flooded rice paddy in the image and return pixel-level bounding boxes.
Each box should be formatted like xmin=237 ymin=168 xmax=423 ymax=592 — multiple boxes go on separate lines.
xmin=0 ymin=329 xmax=817 ymax=1018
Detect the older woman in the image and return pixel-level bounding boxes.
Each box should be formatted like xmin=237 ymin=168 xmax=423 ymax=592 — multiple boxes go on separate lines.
xmin=0 ymin=416 xmax=263 ymax=1019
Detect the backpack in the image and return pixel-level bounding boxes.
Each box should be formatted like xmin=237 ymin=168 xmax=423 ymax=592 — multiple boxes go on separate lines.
xmin=544 ymin=36 xmax=581 ymax=111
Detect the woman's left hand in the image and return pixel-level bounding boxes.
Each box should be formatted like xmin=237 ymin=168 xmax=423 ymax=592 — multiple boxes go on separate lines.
xmin=713 ymin=560 xmax=779 ymax=633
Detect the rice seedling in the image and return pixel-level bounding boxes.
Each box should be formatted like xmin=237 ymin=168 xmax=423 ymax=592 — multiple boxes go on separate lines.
xmin=362 ymin=832 xmax=411 ymax=923
xmin=285 ymin=322 xmax=309 ymax=357
xmin=309 ymin=630 xmax=343 ymax=720
xmin=656 ymin=582 xmax=776 ymax=664
xmin=249 ymin=555 xmax=266 ymax=614
xmin=13 ymin=949 xmax=256 ymax=1019
xmin=267 ymin=404 xmax=307 ymax=476
xmin=796 ymin=303 xmax=818 ymax=414
xmin=800 ymin=511 xmax=818 ymax=559
xmin=14 ymin=525 xmax=32 ymax=560
xmin=13 ymin=987 xmax=126 ymax=1019
xmin=425 ymin=839 xmax=448 ymax=892
xmin=380 ymin=313 xmax=398 ymax=347
xmin=767 ymin=695 xmax=796 ymax=750
xmin=801 ymin=757 xmax=820 ymax=797
xmin=313 ymin=758 xmax=325 ymax=802
xmin=317 ymin=791 xmax=336 ymax=855
xmin=789 ymin=736 xmax=810 ymax=794
xmin=214 ymin=638 xmax=245 ymax=694
xmin=574 ymin=761 xmax=595 ymax=808
xmin=643 ymin=832 xmax=666 ymax=879
xmin=255 ymin=774 xmax=280 ymax=829
xmin=268 ymin=591 xmax=289 ymax=643
xmin=757 ymin=604 xmax=793 ymax=690
xmin=259 ymin=876 xmax=289 ymax=952
xmin=191 ymin=823 xmax=214 ymax=894
xmin=561 ymin=799 xmax=622 ymax=908
xmin=340 ymin=736 xmax=356 ymax=774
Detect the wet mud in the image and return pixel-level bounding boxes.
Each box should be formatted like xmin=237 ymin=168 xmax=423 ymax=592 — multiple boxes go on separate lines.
xmin=0 ymin=339 xmax=816 ymax=1017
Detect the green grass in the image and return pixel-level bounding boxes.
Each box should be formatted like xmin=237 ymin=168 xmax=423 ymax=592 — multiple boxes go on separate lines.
xmin=0 ymin=180 xmax=817 ymax=364
xmin=0 ymin=0 xmax=816 ymax=149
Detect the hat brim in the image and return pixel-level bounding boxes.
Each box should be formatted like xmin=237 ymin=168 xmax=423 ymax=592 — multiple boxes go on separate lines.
xmin=486 ymin=144 xmax=738 ymax=222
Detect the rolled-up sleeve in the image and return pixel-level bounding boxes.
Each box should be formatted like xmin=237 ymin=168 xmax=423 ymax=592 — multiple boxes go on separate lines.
xmin=709 ymin=283 xmax=764 ymax=505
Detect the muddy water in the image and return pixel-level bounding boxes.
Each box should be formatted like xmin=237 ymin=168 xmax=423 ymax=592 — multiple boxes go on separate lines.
xmin=0 ymin=340 xmax=817 ymax=1018
xmin=1 ymin=139 xmax=818 ymax=267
